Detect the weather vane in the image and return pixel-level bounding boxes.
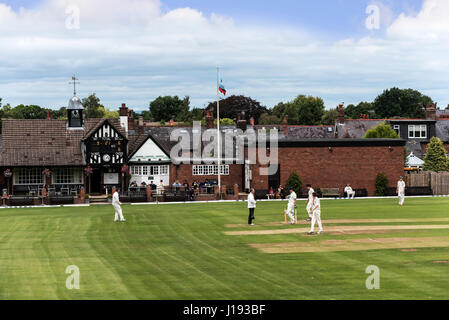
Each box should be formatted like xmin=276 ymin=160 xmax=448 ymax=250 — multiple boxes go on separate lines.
xmin=69 ymin=75 xmax=80 ymax=95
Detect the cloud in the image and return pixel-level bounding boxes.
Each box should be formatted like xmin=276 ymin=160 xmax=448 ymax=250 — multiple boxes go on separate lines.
xmin=1 ymin=0 xmax=449 ymax=111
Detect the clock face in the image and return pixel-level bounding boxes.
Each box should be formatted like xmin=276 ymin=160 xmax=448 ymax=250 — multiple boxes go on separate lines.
xmin=103 ymin=154 xmax=111 ymax=162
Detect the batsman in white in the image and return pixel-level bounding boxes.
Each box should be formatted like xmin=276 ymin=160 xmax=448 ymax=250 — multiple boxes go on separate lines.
xmin=305 ymin=184 xmax=314 ymax=221
xmin=112 ymin=188 xmax=126 ymax=222
xmin=285 ymin=188 xmax=297 ymax=224
xmin=307 ymin=192 xmax=323 ymax=235
xmin=397 ymin=176 xmax=406 ymax=206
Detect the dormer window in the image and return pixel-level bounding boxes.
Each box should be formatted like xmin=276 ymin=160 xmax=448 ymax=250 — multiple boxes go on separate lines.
xmin=408 ymin=125 xmax=427 ymax=139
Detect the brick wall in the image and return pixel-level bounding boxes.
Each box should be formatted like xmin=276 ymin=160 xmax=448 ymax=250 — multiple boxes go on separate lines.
xmin=250 ymin=145 xmax=404 ymax=196
xmin=170 ymin=164 xmax=244 ymax=190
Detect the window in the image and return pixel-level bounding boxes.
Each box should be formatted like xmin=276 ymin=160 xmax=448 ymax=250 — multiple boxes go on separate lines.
xmin=192 ymin=165 xmax=230 ymax=176
xmin=52 ymin=168 xmax=83 ymax=184
xmin=130 ymin=165 xmax=169 ymax=176
xmin=14 ymin=168 xmax=44 ymax=185
xmin=393 ymin=125 xmax=400 ymax=136
xmin=408 ymin=125 xmax=427 ymax=138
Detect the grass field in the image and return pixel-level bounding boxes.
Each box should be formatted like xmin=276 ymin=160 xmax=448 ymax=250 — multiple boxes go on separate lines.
xmin=1 ymin=197 xmax=449 ymax=300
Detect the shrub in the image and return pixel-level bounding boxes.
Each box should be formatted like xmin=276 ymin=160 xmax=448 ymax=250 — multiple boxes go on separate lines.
xmin=375 ymin=173 xmax=388 ymax=196
xmin=285 ymin=171 xmax=302 ymax=195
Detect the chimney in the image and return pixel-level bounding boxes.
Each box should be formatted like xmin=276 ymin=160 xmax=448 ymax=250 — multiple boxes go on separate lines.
xmin=249 ymin=117 xmax=255 ymax=126
xmin=46 ymin=110 xmax=51 ymax=120
xmin=206 ymin=109 xmax=214 ymax=129
xmin=138 ymin=116 xmax=144 ymax=134
xmin=237 ymin=111 xmax=247 ymax=131
xmin=425 ymin=104 xmax=437 ymax=120
xmin=128 ymin=109 xmax=135 ymax=131
xmin=119 ymin=103 xmax=128 ymax=116
xmin=282 ymin=116 xmax=288 ymax=136
xmin=338 ymin=104 xmax=345 ymax=124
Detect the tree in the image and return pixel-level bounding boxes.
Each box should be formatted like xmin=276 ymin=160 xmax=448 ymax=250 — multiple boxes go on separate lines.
xmin=345 ymin=102 xmax=375 ymax=119
xmin=375 ymin=173 xmax=388 ymax=196
xmin=10 ymin=104 xmax=47 ymax=119
xmin=364 ymin=123 xmax=400 ymax=139
xmin=373 ymin=87 xmax=433 ymax=119
xmin=53 ymin=107 xmax=67 ymax=119
xmin=272 ymin=95 xmax=325 ymax=125
xmin=149 ymin=96 xmax=190 ymax=122
xmin=214 ymin=118 xmax=236 ymax=126
xmin=321 ymin=107 xmax=339 ymax=125
xmin=101 ymin=107 xmax=119 ymax=119
xmin=423 ymin=137 xmax=449 ymax=172
xmin=206 ymin=95 xmax=268 ymax=124
xmin=190 ymin=108 xmax=204 ymax=121
xmin=285 ymin=171 xmax=302 ymax=195
xmin=259 ymin=114 xmax=281 ymax=125
xmin=82 ymin=93 xmax=105 ymax=118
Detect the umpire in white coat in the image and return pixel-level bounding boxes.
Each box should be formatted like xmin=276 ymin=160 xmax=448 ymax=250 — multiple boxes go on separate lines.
xmin=248 ymin=188 xmax=256 ymax=226
xmin=112 ymin=188 xmax=126 ymax=222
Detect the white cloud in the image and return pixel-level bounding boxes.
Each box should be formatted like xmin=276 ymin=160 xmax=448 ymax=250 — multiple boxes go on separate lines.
xmin=1 ymin=0 xmax=449 ymax=111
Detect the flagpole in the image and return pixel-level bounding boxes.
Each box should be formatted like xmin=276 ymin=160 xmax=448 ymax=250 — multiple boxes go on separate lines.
xmin=217 ymin=67 xmax=221 ymax=200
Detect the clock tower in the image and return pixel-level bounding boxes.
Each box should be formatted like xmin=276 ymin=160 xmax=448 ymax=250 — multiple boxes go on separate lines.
xmin=67 ymin=76 xmax=84 ymax=129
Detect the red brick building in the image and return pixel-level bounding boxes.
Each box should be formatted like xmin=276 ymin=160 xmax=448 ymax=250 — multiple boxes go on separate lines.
xmin=250 ymin=139 xmax=405 ymax=196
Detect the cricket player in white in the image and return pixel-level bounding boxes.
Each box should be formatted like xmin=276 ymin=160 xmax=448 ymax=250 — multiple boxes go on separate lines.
xmin=308 ymin=192 xmax=323 ymax=235
xmin=305 ymin=184 xmax=314 ymax=221
xmin=344 ymin=184 xmax=355 ymax=199
xmin=286 ymin=188 xmax=297 ymax=224
xmin=397 ymin=176 xmax=406 ymax=206
xmin=247 ymin=188 xmax=256 ymax=226
xmin=112 ymin=188 xmax=126 ymax=222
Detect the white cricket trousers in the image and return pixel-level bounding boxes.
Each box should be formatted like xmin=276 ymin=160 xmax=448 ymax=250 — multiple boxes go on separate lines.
xmin=286 ymin=204 xmax=296 ymax=223
xmin=113 ymin=204 xmax=125 ymax=221
xmin=347 ymin=191 xmax=355 ymax=199
xmin=306 ymin=203 xmax=312 ymax=218
xmin=398 ymin=193 xmax=405 ymax=206
xmin=309 ymin=210 xmax=323 ymax=233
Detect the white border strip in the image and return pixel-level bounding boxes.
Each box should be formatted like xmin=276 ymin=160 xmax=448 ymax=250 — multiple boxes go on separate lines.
xmin=1 ymin=195 xmax=449 ymax=209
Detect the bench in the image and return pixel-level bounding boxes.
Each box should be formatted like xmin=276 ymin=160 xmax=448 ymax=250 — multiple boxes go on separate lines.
xmin=320 ymin=188 xmax=340 ymax=198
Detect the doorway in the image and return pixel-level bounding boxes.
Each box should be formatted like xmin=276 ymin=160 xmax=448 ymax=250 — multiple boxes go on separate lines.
xmin=90 ymin=168 xmax=102 ymax=194
xmin=268 ymin=164 xmax=281 ymax=191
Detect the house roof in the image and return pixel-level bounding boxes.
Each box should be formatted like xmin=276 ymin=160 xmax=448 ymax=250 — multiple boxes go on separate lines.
xmin=336 ymin=120 xmax=384 ymax=139
xmin=0 ymin=118 xmax=125 ymax=167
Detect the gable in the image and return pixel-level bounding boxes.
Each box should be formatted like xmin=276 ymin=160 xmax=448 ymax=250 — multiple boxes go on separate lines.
xmin=129 ymin=136 xmax=170 ymax=163
xmin=86 ymin=119 xmax=126 ymax=140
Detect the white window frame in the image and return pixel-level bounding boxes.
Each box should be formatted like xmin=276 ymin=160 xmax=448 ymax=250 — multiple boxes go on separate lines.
xmin=52 ymin=168 xmax=83 ymax=185
xmin=130 ymin=165 xmax=170 ymax=177
xmin=13 ymin=168 xmax=45 ymax=185
xmin=192 ymin=165 xmax=230 ymax=176
xmin=393 ymin=125 xmax=400 ymax=135
xmin=408 ymin=125 xmax=427 ymax=139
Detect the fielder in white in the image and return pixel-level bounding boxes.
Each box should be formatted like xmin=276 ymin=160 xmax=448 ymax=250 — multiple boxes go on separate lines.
xmin=397 ymin=176 xmax=406 ymax=206
xmin=112 ymin=188 xmax=126 ymax=222
xmin=307 ymin=192 xmax=323 ymax=235
xmin=286 ymin=188 xmax=297 ymax=224
xmin=344 ymin=184 xmax=355 ymax=199
xmin=305 ymin=184 xmax=314 ymax=221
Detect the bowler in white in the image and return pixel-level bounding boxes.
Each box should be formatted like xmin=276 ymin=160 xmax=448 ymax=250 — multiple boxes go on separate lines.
xmin=305 ymin=184 xmax=314 ymax=221
xmin=397 ymin=176 xmax=406 ymax=206
xmin=307 ymin=192 xmax=323 ymax=235
xmin=112 ymin=188 xmax=126 ymax=222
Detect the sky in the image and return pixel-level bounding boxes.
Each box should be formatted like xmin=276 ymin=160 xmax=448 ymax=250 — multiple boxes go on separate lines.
xmin=1 ymin=0 xmax=448 ymax=112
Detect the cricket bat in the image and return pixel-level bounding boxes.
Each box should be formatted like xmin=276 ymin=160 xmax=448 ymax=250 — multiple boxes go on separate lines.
xmin=284 ymin=209 xmax=287 ymax=224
